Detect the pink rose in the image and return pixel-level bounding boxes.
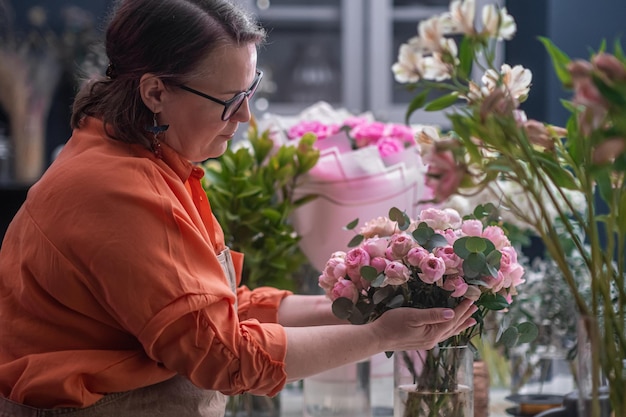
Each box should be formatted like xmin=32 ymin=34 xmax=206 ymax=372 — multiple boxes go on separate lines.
xmin=502 ymin=264 xmax=525 ymax=288
xmin=443 ymin=275 xmax=469 ymax=297
xmin=406 ymin=246 xmax=430 ymax=267
xmin=464 ymin=285 xmax=482 ymax=301
xmin=389 ymin=233 xmax=415 ymax=259
xmin=323 ymin=253 xmax=347 ymax=279
xmin=433 ymin=246 xmax=463 ymax=274
xmin=377 ymin=136 xmax=405 ymax=158
xmin=499 ymin=246 xmax=518 ymax=273
xmin=351 ymin=121 xmax=387 ymax=147
xmin=360 ymin=216 xmax=397 ymax=238
xmin=482 ymin=226 xmax=511 ymax=249
xmin=461 ymin=219 xmax=483 ymax=237
xmin=330 ymin=279 xmax=359 ymax=303
xmin=342 ymin=116 xmax=371 ymax=129
xmin=483 ymin=272 xmax=505 ymax=292
xmin=370 ymin=256 xmax=389 ymax=274
xmin=418 ymin=207 xmax=461 ymax=231
xmin=287 ymin=120 xmax=340 ymax=141
xmin=382 ymin=261 xmax=411 ymax=286
xmin=318 ymin=271 xmax=340 ymax=294
xmin=442 ymin=228 xmax=461 ymax=245
xmin=345 ymin=247 xmax=371 ymax=279
xmin=383 ymin=123 xmax=415 ymax=143
xmin=362 ymin=237 xmax=389 ymax=258
xmin=418 ymin=254 xmax=446 ymax=284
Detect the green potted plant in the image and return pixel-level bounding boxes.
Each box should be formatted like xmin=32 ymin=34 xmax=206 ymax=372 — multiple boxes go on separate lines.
xmin=202 ymin=118 xmax=320 ymax=292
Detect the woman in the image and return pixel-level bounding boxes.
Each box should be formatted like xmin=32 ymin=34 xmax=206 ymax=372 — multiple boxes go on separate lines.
xmin=0 ymin=0 xmax=477 ymax=415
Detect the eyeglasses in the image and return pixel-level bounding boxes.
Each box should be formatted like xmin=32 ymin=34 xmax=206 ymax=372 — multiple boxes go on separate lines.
xmin=178 ymin=70 xmax=263 ymax=121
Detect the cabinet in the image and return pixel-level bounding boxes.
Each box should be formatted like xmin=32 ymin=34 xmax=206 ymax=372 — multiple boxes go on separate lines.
xmin=236 ymin=0 xmax=500 ymax=126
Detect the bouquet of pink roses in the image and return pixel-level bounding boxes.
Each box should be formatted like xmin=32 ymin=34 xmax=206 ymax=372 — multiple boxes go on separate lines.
xmin=319 ymin=204 xmax=534 ymax=417
xmin=319 ymin=205 xmax=526 ymax=333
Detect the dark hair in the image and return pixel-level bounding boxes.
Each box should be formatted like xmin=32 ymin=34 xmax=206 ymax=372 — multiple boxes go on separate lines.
xmin=71 ymin=0 xmax=266 ymax=147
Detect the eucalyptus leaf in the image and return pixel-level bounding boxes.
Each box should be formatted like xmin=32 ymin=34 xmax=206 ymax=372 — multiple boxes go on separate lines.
xmin=497 ymin=326 xmax=520 ymax=348
xmin=348 ymin=234 xmax=365 ymax=248
xmin=332 ymin=297 xmax=355 ymax=320
xmin=516 ymin=322 xmax=539 ymax=344
xmin=360 ymin=265 xmax=379 ymax=281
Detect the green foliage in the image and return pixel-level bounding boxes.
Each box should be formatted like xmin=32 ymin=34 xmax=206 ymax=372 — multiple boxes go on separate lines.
xmin=202 ymin=120 xmax=320 ymax=290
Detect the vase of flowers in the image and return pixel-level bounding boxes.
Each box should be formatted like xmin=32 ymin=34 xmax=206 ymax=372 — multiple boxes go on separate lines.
xmin=394 ymin=345 xmax=473 ymax=417
xmin=318 ymin=205 xmax=536 ymax=417
xmin=391 ymin=0 xmax=626 ymax=415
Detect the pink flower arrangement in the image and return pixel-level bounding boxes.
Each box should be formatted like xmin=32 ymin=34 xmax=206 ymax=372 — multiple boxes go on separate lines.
xmin=286 ymin=116 xmax=416 ymax=159
xmin=319 ymin=205 xmax=529 ymax=345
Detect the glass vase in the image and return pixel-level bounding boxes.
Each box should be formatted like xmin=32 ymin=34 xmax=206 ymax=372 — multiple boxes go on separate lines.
xmin=303 ymin=359 xmax=371 ymax=417
xmin=575 ymin=315 xmax=612 ymax=417
xmin=393 ymin=346 xmax=473 ymax=417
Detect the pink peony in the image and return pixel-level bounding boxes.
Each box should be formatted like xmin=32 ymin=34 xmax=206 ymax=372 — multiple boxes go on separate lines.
xmin=418 ymin=254 xmax=446 ymax=284
xmin=382 ymin=261 xmax=411 ymax=286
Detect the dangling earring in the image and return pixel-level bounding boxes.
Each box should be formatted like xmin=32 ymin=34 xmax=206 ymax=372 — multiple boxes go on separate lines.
xmin=146 ymin=113 xmax=169 ymax=159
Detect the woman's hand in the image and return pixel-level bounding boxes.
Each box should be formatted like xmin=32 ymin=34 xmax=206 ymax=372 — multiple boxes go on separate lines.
xmin=369 ymin=298 xmax=478 ymax=353
xmin=282 ymin=298 xmax=477 ymax=381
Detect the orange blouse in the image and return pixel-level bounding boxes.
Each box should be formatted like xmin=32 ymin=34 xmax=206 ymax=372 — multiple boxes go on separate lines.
xmin=0 ymin=118 xmax=292 ymax=408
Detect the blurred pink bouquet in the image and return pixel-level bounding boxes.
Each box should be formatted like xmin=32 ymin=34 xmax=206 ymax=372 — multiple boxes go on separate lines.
xmin=286 ymin=117 xmax=416 ymax=159
xmin=258 ymin=102 xmax=431 ymax=271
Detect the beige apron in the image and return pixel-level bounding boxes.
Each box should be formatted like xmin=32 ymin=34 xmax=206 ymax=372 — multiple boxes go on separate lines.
xmin=0 ymin=247 xmax=238 ymax=417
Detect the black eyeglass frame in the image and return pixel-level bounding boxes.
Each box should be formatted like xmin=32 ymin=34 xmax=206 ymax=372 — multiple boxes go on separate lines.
xmin=178 ymin=70 xmax=263 ymax=121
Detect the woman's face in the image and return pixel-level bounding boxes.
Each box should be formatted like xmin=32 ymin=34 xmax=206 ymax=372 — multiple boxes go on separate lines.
xmin=159 ymin=43 xmax=258 ymax=162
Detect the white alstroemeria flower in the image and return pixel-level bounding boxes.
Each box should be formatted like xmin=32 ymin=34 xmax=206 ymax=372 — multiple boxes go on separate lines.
xmin=480 ymin=64 xmax=531 ymax=102
xmin=449 ymin=0 xmax=476 ymax=35
xmin=418 ymin=15 xmax=452 ymax=53
xmin=392 ymin=43 xmax=423 ymax=84
xmin=481 ymin=5 xmax=500 ymax=37
xmin=465 ymin=80 xmax=490 ymax=102
xmin=418 ymin=53 xmax=452 ymax=81
xmin=415 ymin=125 xmax=443 ymax=155
xmin=497 ymin=8 xmax=517 ymax=40
xmin=482 ymin=5 xmax=517 ymax=40
xmin=501 ymin=64 xmax=532 ymax=101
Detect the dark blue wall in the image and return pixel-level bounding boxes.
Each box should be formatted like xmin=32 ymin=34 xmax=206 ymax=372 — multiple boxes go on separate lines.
xmin=507 ymin=0 xmax=626 ymax=126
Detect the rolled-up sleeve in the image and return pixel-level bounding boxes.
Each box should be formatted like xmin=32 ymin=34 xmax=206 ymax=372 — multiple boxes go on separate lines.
xmin=237 ymin=286 xmax=292 ymax=323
